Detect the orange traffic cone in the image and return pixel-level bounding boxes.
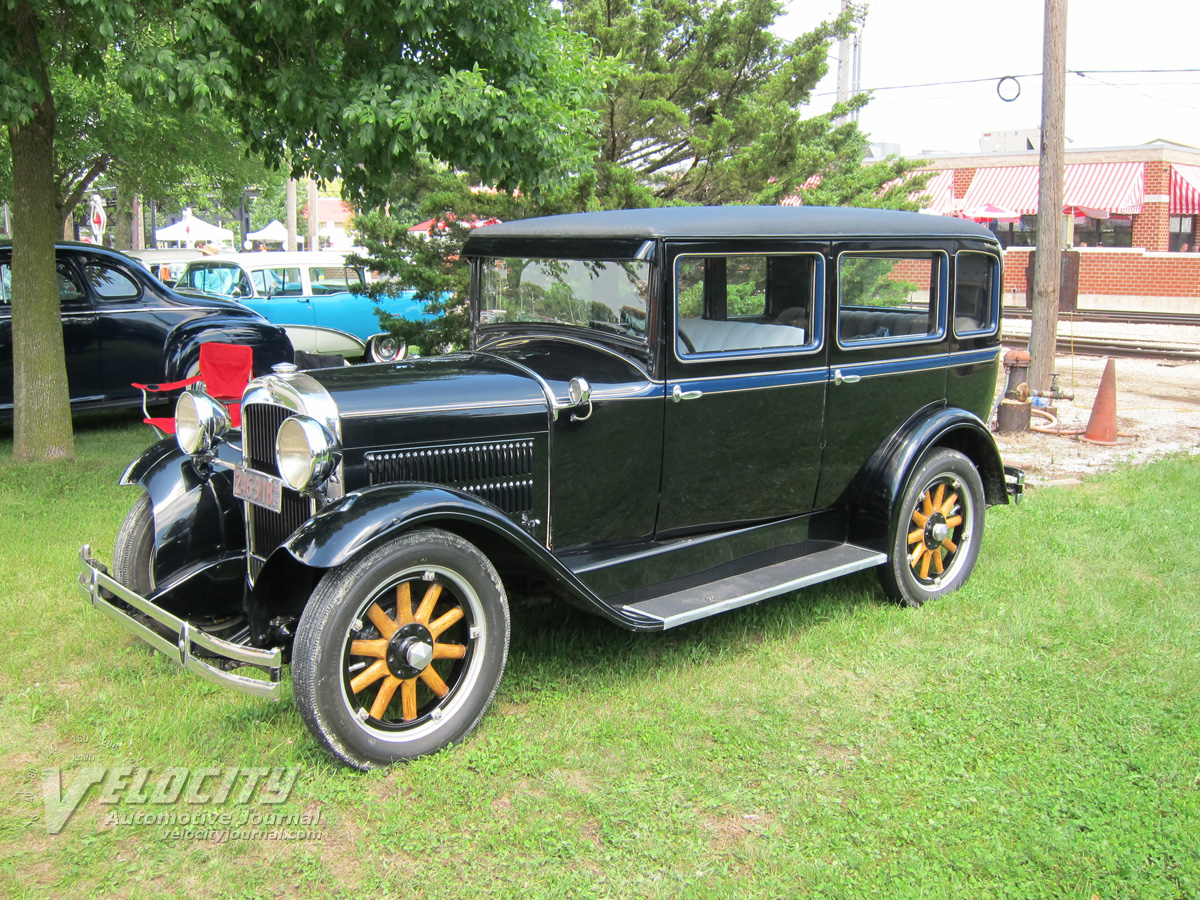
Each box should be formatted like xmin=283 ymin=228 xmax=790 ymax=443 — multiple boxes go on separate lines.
xmin=1081 ymin=358 xmax=1127 ymax=445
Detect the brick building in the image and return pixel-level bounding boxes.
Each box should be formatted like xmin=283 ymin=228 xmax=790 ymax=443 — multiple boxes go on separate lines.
xmin=914 ymin=141 xmax=1200 ymax=311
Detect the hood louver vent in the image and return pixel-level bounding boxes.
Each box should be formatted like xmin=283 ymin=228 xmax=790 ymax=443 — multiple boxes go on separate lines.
xmin=366 ymin=440 xmax=535 ymax=516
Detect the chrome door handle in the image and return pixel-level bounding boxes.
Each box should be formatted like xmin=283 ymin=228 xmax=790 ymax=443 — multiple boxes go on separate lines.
xmin=672 ymin=384 xmax=703 ymax=402
xmin=833 ymin=369 xmax=861 ymax=386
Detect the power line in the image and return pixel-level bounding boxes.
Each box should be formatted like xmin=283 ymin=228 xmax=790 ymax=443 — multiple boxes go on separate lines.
xmin=817 ymin=68 xmax=1200 ymax=97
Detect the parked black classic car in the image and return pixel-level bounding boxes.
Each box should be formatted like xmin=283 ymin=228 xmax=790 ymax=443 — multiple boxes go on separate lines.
xmin=0 ymin=241 xmax=293 ymax=417
xmin=79 ymin=207 xmax=1022 ymax=769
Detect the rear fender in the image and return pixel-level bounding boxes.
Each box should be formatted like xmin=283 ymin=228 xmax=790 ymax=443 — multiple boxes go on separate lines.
xmin=850 ymin=407 xmax=1006 ymax=550
xmin=120 ymin=438 xmax=246 ymax=586
xmin=274 ymin=484 xmax=657 ymax=630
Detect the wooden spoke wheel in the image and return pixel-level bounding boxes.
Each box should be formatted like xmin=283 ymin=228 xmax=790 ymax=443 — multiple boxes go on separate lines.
xmin=879 ymin=448 xmax=985 ymax=608
xmin=293 ymin=529 xmax=509 ymax=769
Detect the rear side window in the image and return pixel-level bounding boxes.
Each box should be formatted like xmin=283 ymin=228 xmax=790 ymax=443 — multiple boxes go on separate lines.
xmin=674 ymin=254 xmax=821 ymax=357
xmin=309 ymin=265 xmax=365 ymax=294
xmin=954 ymin=252 xmax=999 ymax=335
xmin=85 ymin=264 xmax=140 ymax=301
xmin=838 ymin=253 xmax=941 ymax=344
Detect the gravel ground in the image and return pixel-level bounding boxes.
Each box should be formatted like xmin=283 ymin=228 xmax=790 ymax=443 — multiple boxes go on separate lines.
xmin=994 ymin=319 xmax=1200 ymax=486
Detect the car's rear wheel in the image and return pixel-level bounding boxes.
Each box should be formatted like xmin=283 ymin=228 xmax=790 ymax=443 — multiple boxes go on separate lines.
xmin=292 ymin=529 xmax=509 ymax=769
xmin=879 ymin=448 xmax=984 ymax=608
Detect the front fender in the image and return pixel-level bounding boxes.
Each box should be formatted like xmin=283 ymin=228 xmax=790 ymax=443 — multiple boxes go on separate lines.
xmin=161 ymin=318 xmax=293 ymax=382
xmin=121 ymin=438 xmax=245 ymax=585
xmin=851 ymin=406 xmax=1006 ymax=550
xmin=279 ymin=484 xmax=659 ymax=630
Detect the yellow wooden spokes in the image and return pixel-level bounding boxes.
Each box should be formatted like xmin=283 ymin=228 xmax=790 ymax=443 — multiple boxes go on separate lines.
xmin=908 ymin=480 xmax=963 ymax=580
xmin=346 ymin=577 xmax=471 ymax=722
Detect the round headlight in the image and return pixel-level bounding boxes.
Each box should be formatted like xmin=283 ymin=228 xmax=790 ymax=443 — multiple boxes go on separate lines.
xmin=175 ymin=390 xmax=230 ymax=455
xmin=276 ymin=415 xmax=339 ymax=491
xmin=368 ymin=334 xmax=406 ymax=363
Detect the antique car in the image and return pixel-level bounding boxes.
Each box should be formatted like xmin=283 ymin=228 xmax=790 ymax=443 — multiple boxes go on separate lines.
xmin=79 ymin=207 xmax=1022 ymax=769
xmin=1 ymin=241 xmax=294 ymax=418
xmin=176 ymin=251 xmax=431 ymax=362
xmin=125 ymin=247 xmax=206 ymax=287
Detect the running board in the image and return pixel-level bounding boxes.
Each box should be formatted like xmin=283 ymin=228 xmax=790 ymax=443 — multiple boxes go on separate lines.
xmin=622 ymin=544 xmax=886 ymax=630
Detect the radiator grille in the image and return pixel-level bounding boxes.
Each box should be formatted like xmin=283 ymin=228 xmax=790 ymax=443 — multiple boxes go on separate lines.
xmin=366 ymin=440 xmax=535 ymax=516
xmin=242 ymin=401 xmax=314 ymax=576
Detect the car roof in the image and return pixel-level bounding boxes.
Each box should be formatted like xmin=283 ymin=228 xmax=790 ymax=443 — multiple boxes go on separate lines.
xmin=127 ymin=248 xmax=206 ymax=261
xmin=466 ymin=206 xmax=997 ymax=243
xmin=187 ymin=251 xmax=359 ymax=268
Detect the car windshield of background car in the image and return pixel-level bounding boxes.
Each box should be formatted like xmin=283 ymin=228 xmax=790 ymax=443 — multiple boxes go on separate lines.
xmin=479 ymin=258 xmax=649 ymax=341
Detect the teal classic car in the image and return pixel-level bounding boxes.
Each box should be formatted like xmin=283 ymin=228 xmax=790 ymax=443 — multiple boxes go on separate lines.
xmin=177 ymin=251 xmax=431 ymax=362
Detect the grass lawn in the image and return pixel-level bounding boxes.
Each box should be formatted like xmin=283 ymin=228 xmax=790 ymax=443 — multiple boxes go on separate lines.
xmin=1 ymin=412 xmax=1198 ymax=899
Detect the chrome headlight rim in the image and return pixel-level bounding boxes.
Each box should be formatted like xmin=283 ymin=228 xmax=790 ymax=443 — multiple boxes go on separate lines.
xmin=275 ymin=414 xmax=339 ymax=492
xmin=176 ymin=389 xmax=230 ymax=455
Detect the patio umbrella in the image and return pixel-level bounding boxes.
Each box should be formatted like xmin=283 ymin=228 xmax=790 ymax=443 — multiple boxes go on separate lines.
xmin=956 ymin=203 xmax=1022 ymax=223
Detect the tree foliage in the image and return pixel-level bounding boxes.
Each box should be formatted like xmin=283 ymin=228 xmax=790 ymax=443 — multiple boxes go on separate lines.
xmin=1 ymin=0 xmax=604 ymax=461
xmin=361 ymin=0 xmax=930 ymax=352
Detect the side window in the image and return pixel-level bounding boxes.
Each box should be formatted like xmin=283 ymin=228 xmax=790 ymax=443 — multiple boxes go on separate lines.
xmin=84 ymin=264 xmax=141 ymax=301
xmin=251 ymin=269 xmax=268 ymax=295
xmin=309 ymin=265 xmax=364 ymax=294
xmin=954 ymin=252 xmax=999 ymax=335
xmin=1 ymin=262 xmax=86 ymax=306
xmin=675 ymin=254 xmax=819 ymax=357
xmin=260 ymin=267 xmax=302 ymax=296
xmin=838 ymin=253 xmax=940 ymax=344
xmin=58 ymin=262 xmax=86 ymax=305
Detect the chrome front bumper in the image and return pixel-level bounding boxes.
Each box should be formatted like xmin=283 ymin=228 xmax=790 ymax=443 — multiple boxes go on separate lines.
xmin=77 ymin=545 xmax=282 ymax=700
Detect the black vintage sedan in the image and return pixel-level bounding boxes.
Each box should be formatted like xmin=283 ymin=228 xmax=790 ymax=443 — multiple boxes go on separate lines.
xmin=0 ymin=241 xmax=294 ymax=418
xmin=79 ymin=207 xmax=1022 ymax=769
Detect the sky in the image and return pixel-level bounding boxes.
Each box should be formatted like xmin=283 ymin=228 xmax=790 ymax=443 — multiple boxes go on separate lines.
xmin=775 ymin=0 xmax=1200 ymax=157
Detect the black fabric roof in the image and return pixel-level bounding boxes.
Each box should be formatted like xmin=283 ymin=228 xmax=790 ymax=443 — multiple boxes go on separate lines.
xmin=464 ymin=206 xmax=996 ymax=244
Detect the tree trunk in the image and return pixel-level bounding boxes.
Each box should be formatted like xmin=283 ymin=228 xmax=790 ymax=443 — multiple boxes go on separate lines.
xmin=114 ymin=189 xmax=133 ymax=249
xmin=8 ymin=3 xmax=75 ymax=462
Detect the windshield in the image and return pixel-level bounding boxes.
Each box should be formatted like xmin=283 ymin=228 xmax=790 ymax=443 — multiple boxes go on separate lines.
xmin=478 ymin=258 xmax=650 ymax=341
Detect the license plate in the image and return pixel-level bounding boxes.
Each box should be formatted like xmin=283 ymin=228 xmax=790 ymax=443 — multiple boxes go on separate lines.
xmin=233 ymin=466 xmax=283 ymax=513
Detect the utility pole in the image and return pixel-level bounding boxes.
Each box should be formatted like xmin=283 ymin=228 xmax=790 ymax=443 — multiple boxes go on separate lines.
xmin=286 ymin=178 xmax=298 ymax=252
xmin=835 ymin=0 xmax=852 ymax=123
xmin=1029 ymin=0 xmax=1067 ymax=392
xmin=306 ymin=179 xmax=320 ymax=252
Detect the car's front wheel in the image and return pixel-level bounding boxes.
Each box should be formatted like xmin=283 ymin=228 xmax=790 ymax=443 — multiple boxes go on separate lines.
xmin=292 ymin=529 xmax=509 ymax=769
xmin=878 ymin=448 xmax=985 ymax=608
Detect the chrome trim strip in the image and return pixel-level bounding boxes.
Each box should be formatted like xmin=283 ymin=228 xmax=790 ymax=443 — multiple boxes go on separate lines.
xmin=473 ymin=350 xmax=560 ymax=419
xmin=77 ymin=546 xmax=282 ymax=700
xmin=339 ymin=398 xmax=546 ymax=419
xmin=626 ymin=551 xmax=886 ymax=630
xmin=832 ymin=356 xmax=950 ymax=380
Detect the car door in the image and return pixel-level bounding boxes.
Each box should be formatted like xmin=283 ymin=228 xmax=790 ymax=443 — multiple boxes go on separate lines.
xmin=815 ymin=244 xmax=951 ymax=509
xmin=658 ymin=244 xmax=828 ymax=536
xmin=0 ymin=254 xmax=100 ymax=411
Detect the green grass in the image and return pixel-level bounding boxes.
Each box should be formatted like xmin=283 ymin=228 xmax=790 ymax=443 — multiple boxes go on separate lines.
xmin=2 ymin=415 xmax=1198 ymax=899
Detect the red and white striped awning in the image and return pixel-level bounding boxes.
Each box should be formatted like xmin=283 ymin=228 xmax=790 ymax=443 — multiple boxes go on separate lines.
xmin=1170 ymin=165 xmax=1200 ymax=215
xmin=914 ymin=170 xmax=956 ymax=215
xmin=779 ymin=174 xmax=823 ymax=206
xmin=958 ymin=162 xmax=1145 ymax=216
xmin=1064 ymin=162 xmax=1144 ymax=215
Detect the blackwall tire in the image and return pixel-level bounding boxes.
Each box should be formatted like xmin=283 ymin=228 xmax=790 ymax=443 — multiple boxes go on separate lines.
xmin=878 ymin=448 xmax=985 ymax=608
xmin=292 ymin=528 xmax=509 ymax=769
xmin=113 ymin=492 xmax=155 ymax=596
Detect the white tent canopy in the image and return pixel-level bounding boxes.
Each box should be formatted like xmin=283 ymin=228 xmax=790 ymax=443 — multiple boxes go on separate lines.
xmin=155 ymin=210 xmax=234 ymax=246
xmin=247 ymin=219 xmax=288 ymax=242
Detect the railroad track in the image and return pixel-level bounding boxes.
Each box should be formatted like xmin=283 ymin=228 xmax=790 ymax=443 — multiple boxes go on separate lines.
xmin=1000 ymin=333 xmax=1200 ymax=361
xmin=1002 ymin=307 xmax=1200 ymax=328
